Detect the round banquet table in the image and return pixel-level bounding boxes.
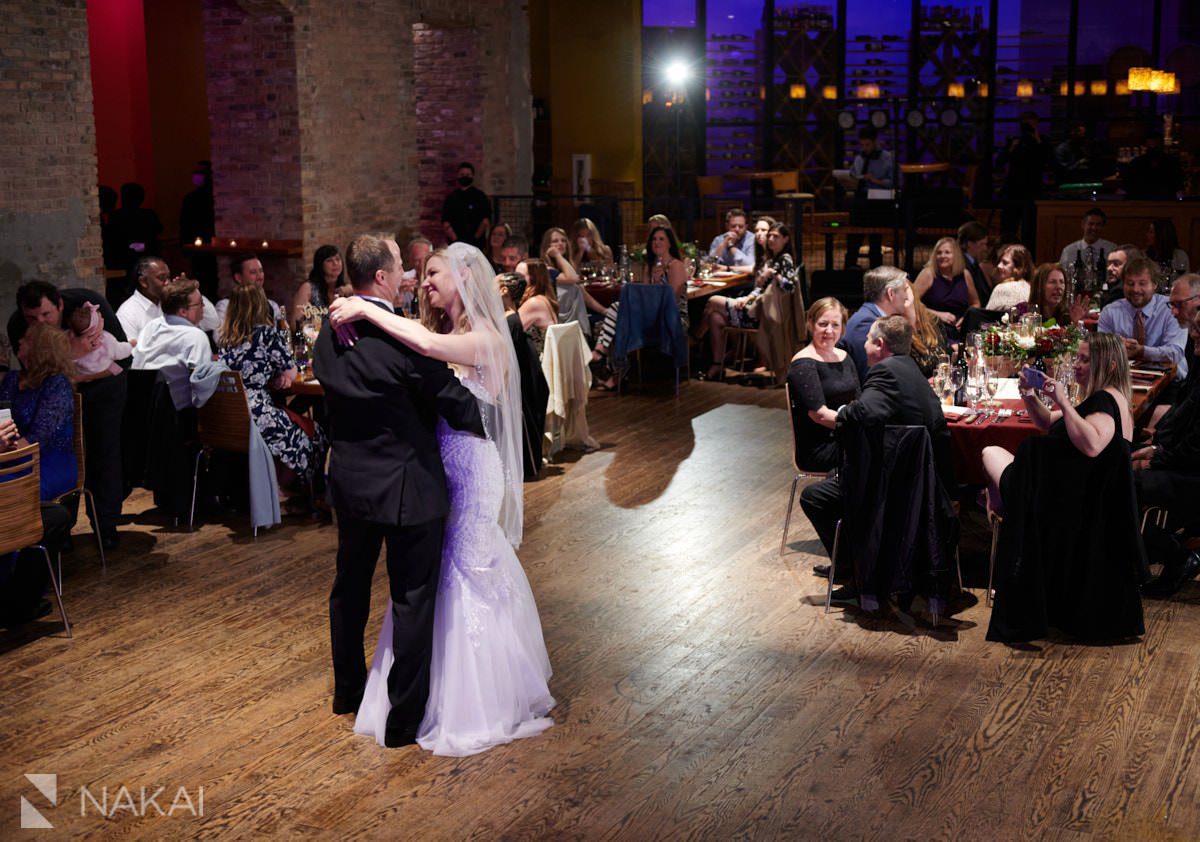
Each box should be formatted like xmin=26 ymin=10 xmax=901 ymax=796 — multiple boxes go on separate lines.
xmin=947 ymin=399 xmax=1041 ymax=486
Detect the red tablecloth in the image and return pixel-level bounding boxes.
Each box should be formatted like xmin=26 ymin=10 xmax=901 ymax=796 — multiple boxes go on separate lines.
xmin=947 ymin=399 xmax=1041 ymax=486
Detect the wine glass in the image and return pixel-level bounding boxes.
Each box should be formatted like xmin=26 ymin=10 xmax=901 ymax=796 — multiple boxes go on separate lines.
xmin=984 ymin=370 xmax=999 ymax=412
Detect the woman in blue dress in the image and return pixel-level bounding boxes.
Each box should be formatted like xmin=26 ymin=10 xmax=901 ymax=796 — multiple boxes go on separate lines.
xmin=0 ymin=322 xmax=77 ymax=500
xmin=218 ymin=285 xmax=325 ymax=493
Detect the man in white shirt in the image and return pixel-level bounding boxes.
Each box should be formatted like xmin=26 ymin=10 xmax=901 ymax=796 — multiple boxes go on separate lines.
xmin=132 ymin=279 xmax=215 ymax=410
xmin=707 ymin=208 xmax=755 ymax=271
xmin=215 ymin=254 xmax=284 ymax=334
xmin=1058 ymin=206 xmax=1118 ymax=271
xmin=117 ymin=256 xmax=220 ymax=342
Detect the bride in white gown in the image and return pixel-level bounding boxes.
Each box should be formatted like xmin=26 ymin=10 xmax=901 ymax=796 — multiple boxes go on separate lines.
xmin=328 ymin=242 xmax=554 ymax=756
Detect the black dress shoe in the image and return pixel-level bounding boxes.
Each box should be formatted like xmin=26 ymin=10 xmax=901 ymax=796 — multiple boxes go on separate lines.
xmin=383 ymin=728 xmax=418 ymax=748
xmin=1144 ymin=551 xmax=1200 ymax=599
xmin=813 ymin=563 xmax=831 ymax=578
xmin=829 ymin=585 xmax=858 ymax=603
xmin=100 ymin=533 xmax=120 ymax=552
xmin=332 ymin=692 xmax=363 ymax=715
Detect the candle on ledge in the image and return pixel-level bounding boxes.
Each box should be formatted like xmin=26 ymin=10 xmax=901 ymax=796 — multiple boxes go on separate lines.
xmin=261 ymin=240 xmax=269 ymax=248
xmin=229 ymin=240 xmax=237 ymax=247
xmin=194 ymin=237 xmax=202 ymax=246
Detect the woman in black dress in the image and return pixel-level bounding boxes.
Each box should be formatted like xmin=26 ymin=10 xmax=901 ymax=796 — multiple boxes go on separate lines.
xmin=982 ymin=332 xmax=1146 ymax=643
xmin=786 ymin=297 xmax=860 ymax=471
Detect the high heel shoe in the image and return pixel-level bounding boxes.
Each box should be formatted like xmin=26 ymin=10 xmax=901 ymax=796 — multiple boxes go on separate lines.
xmin=699 ymin=365 xmax=725 ymax=382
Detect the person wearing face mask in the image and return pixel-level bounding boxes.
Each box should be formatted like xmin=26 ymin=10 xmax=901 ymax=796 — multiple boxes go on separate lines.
xmin=440 ymin=162 xmax=492 ymax=250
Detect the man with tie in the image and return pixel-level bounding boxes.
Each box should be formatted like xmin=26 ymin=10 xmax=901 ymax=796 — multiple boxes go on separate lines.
xmin=1098 ymin=256 xmax=1188 ymax=382
xmin=1058 ymin=206 xmax=1117 ymax=274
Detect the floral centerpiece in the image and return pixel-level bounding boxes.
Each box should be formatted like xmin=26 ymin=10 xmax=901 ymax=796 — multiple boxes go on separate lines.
xmin=982 ymin=317 xmax=1084 ymax=366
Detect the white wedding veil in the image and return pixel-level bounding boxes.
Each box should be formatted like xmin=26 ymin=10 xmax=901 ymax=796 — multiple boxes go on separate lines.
xmin=440 ymin=242 xmax=525 ymax=548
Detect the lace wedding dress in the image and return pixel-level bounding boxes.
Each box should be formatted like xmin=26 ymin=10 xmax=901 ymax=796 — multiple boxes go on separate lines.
xmin=354 ymin=375 xmax=555 ymax=756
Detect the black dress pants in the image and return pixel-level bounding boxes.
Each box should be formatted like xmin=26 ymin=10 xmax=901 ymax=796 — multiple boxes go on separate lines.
xmin=79 ymin=374 xmax=127 ymax=538
xmin=329 ymin=514 xmax=445 ymax=734
xmin=0 ymin=503 xmax=71 ymax=625
xmin=800 ymin=475 xmax=843 ymax=559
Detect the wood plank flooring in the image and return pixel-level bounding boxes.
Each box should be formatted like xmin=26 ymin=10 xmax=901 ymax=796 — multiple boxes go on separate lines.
xmin=2 ymin=379 xmax=1199 ymax=840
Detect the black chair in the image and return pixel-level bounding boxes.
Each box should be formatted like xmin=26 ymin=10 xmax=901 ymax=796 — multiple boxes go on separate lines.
xmin=830 ymin=423 xmax=960 ymax=624
xmin=809 ymin=269 xmax=864 ymax=311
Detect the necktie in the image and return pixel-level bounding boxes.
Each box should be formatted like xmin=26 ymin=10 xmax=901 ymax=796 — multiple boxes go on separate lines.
xmin=1133 ymin=308 xmax=1146 ymax=346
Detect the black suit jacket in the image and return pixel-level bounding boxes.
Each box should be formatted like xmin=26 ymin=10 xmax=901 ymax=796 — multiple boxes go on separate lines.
xmin=312 ymin=310 xmax=484 ymax=527
xmin=839 ymin=353 xmax=955 ymax=492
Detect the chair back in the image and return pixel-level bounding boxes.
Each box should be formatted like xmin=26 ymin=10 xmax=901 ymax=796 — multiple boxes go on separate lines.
xmin=543 ymin=321 xmax=592 ymax=408
xmin=771 ymin=171 xmax=800 ymax=193
xmin=197 ymin=371 xmax=252 ymax=454
xmin=0 ymin=443 xmax=44 ymax=554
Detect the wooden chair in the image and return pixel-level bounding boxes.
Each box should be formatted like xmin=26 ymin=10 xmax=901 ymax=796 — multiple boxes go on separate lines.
xmin=0 ymin=443 xmax=70 ymax=637
xmin=724 ymin=326 xmax=759 ymax=374
xmin=53 ymin=393 xmax=105 ymax=581
xmin=188 ymin=371 xmax=259 ymax=536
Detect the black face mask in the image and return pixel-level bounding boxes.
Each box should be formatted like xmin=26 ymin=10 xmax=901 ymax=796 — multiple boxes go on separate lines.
xmin=458 ymin=176 xmax=473 ymax=187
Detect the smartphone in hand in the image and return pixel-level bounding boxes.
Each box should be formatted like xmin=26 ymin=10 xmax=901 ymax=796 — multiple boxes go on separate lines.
xmin=1021 ymin=367 xmax=1046 ymax=391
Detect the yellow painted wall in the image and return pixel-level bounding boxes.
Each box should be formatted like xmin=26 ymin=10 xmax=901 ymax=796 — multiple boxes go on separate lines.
xmin=539 ymin=0 xmax=642 ymax=194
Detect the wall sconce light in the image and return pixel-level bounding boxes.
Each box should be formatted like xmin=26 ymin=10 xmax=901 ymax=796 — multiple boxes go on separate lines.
xmin=642 ymin=88 xmax=653 ymax=105
xmin=1115 ymin=79 xmax=1130 ymax=96
xmin=821 ymin=85 xmax=838 ymax=100
xmin=977 ymin=82 xmax=988 ymax=97
xmin=856 ymin=84 xmax=881 ymax=99
xmin=1058 ymin=80 xmax=1085 ymax=96
xmin=1090 ymin=80 xmax=1107 ymax=96
xmin=789 ymin=83 xmax=806 ymax=100
xmin=1016 ymin=80 xmax=1034 ymax=98
xmin=947 ymin=81 xmax=965 ymax=98
xmin=759 ymin=85 xmax=766 ymax=100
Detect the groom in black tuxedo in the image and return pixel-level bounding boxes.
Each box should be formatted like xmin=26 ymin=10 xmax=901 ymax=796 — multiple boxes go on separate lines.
xmin=313 ymin=233 xmax=483 ymax=747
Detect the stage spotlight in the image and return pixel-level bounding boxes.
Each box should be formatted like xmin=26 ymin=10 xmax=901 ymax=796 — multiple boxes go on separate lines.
xmin=837 ymin=110 xmax=856 ymax=130
xmin=939 ymin=108 xmax=959 ymax=127
xmin=869 ymin=109 xmax=888 ymax=129
xmin=664 ymin=60 xmax=691 ymax=88
xmin=906 ymin=109 xmax=925 ymax=128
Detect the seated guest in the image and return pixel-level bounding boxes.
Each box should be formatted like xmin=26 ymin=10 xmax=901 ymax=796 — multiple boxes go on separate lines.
xmin=1098 ymin=243 xmax=1143 ymax=305
xmin=118 ymin=256 xmax=219 ymax=341
xmin=496 ymin=234 xmax=528 ymax=274
xmin=786 ymin=297 xmax=860 ymax=471
xmin=1145 ymin=218 xmax=1190 ymax=278
xmin=0 ymin=413 xmax=71 ymax=628
xmin=707 ymin=207 xmax=755 ymax=271
xmin=696 ymin=221 xmax=801 ymax=380
xmin=291 ymin=244 xmax=345 ymax=325
xmin=841 ymin=265 xmax=912 ymax=381
xmin=0 ymin=323 xmax=77 ymax=500
xmin=844 ymin=126 xmax=895 ymax=269
xmin=913 ymin=237 xmax=980 ymax=337
xmin=1098 ymin=257 xmax=1188 ymax=382
xmin=215 ymin=254 xmax=284 ymax=335
xmin=800 ymin=316 xmax=954 ymax=590
xmin=905 ymin=281 xmax=949 ymax=377
xmin=958 ymin=220 xmax=995 ymax=302
xmin=1030 ymin=262 xmax=1088 ymax=326
xmin=405 ymin=236 xmax=432 ymax=284
xmin=218 ymin=285 xmax=326 ymax=498
xmin=131 ymin=279 xmax=213 ymax=371
xmin=647 ymin=213 xmax=672 ymax=230
xmin=983 ymin=333 xmax=1145 ymax=643
xmin=8 ymin=282 xmax=124 ymax=549
xmin=536 ymin=230 xmax=603 ymax=337
xmin=488 ymin=222 xmax=512 ymax=273
xmin=750 ymin=216 xmax=775 ymax=273
xmin=1058 ymin=205 xmax=1116 ymax=270
xmin=497 ymin=272 xmax=550 ymax=480
xmin=69 ymin=302 xmax=131 ymax=377
xmin=569 ymin=218 xmax=614 ymax=268
xmin=984 ymin=244 xmax=1033 ymax=312
xmin=512 ymin=259 xmax=559 ymax=357
xmin=591 ymin=225 xmax=690 ymax=389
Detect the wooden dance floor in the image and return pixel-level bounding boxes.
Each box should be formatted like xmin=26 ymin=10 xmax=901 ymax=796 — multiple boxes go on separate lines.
xmin=3 ymin=381 xmax=1200 ymax=839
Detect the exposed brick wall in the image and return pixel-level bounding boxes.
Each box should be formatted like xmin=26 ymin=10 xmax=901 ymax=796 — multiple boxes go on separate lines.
xmin=413 ymin=22 xmax=485 ymax=243
xmin=295 ymin=0 xmax=417 ymax=258
xmin=201 ymin=0 xmax=303 ymax=241
xmin=0 ymin=0 xmax=103 ymax=306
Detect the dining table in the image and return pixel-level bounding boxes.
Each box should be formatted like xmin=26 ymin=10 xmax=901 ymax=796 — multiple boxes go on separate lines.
xmin=584 ymin=271 xmax=752 ymax=309
xmin=947 ymin=363 xmax=1175 ymax=486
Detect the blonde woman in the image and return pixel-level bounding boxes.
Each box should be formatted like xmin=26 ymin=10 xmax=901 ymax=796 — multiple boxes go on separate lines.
xmin=903 ymin=280 xmax=948 ymax=377
xmin=569 ymin=218 xmax=613 ymax=267
xmin=984 ymin=332 xmax=1142 ymax=644
xmin=539 ymin=227 xmax=579 ymax=282
xmin=984 ymin=244 xmax=1033 ymax=312
xmin=914 ymin=236 xmax=980 ymax=336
